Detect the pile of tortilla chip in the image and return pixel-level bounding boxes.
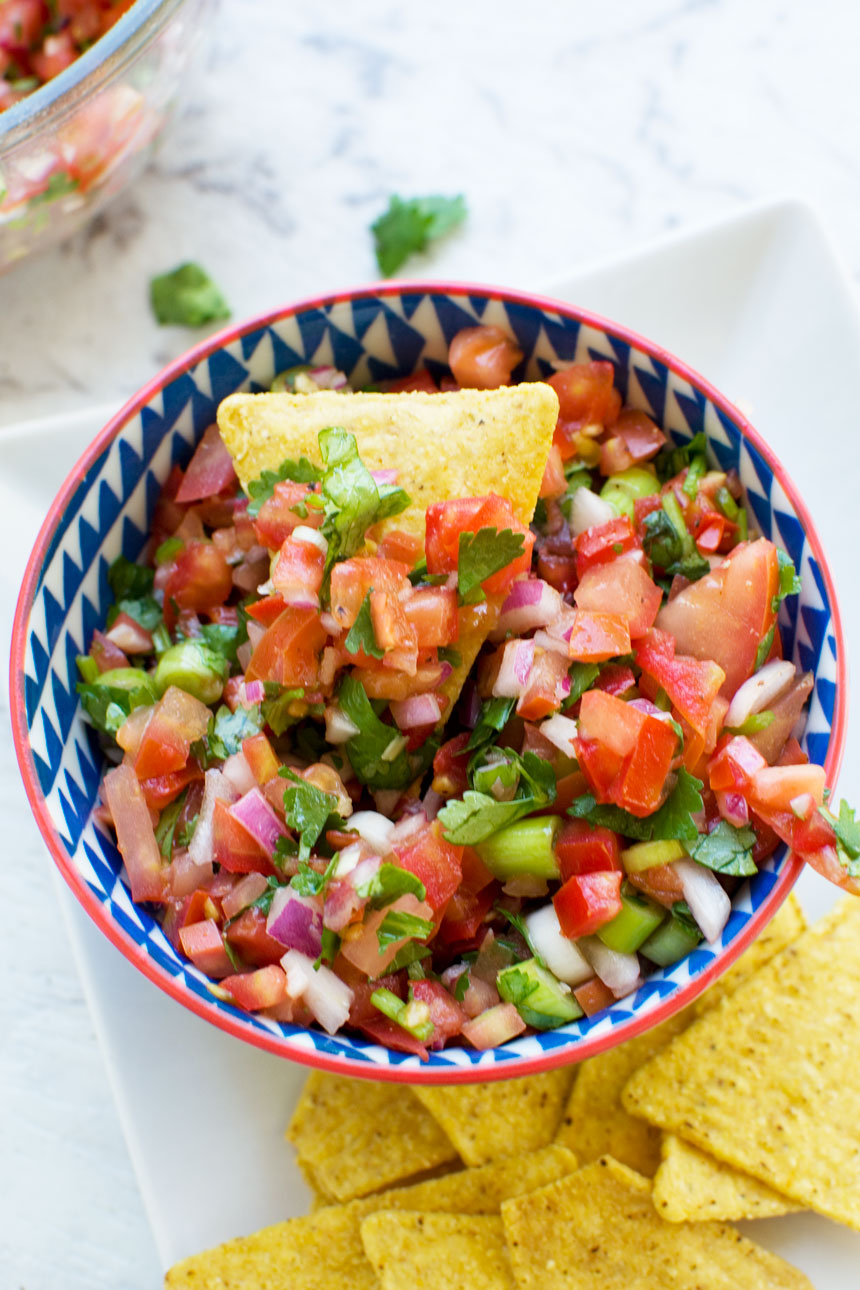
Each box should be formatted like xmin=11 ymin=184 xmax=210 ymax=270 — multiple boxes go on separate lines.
xmin=164 ymin=892 xmax=860 ymax=1289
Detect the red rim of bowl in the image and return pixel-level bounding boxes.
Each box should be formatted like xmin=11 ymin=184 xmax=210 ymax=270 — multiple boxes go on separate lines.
xmin=10 ymin=280 xmax=848 ymax=1083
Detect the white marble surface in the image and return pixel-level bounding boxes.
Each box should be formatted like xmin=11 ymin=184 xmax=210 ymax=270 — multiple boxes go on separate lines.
xmin=3 ymin=1 xmax=860 ymax=1287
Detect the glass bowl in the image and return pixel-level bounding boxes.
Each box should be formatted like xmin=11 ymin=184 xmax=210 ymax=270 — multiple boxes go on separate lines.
xmin=0 ymin=0 xmax=209 ymax=271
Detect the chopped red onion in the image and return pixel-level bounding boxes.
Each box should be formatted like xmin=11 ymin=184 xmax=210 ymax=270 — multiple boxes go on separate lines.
xmin=716 ymin=790 xmax=750 ymax=828
xmin=438 ymin=661 xmax=454 ymax=684
xmin=390 ymin=693 xmax=442 ymax=730
xmin=323 ymin=879 xmax=365 ymax=932
xmin=532 ymin=629 xmax=570 ymax=659
xmin=492 ymin=639 xmax=535 ymax=698
xmin=281 ymin=948 xmax=353 ymax=1034
xmin=243 ymin=679 xmax=266 ymax=704
xmin=231 ymin=787 xmax=287 ymax=857
xmin=421 ymin=788 xmax=443 ymax=823
xmin=268 ymin=888 xmax=323 ymax=957
xmin=674 ymin=858 xmax=732 ymax=943
xmin=493 ymin=579 xmax=562 ymax=638
xmin=370 ymin=469 xmax=399 ymax=485
xmin=309 ymin=365 xmax=349 ymax=390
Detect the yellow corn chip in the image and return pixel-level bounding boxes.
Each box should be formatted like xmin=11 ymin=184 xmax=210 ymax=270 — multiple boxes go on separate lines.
xmin=653 ymin=1133 xmax=798 ymax=1222
xmin=556 ymin=893 xmax=808 ymax=1178
xmin=623 ymin=898 xmax=860 ymax=1231
xmin=500 ymin=1155 xmax=812 ymax=1290
xmin=693 ymin=893 xmax=807 ymax=1017
xmin=164 ymin=1205 xmax=378 ymax=1290
xmin=555 ymin=1011 xmax=691 ymax=1176
xmin=361 ymin=1212 xmax=513 ymax=1290
xmin=286 ymin=1073 xmax=457 ymax=1201
xmin=217 ymin=385 xmax=558 ymax=531
xmin=412 ymin=1069 xmax=575 ymax=1167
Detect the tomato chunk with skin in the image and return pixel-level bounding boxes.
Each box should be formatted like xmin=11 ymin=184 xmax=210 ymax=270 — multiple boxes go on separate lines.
xmin=133 ymin=686 xmax=211 ymax=780
xmin=547 ymin=361 xmax=621 ymax=428
xmin=556 ymin=819 xmax=621 ymax=879
xmin=576 ymin=690 xmax=678 ymax=817
xmin=102 ymin=763 xmax=166 ymax=903
xmin=574 ymin=559 xmax=662 ymax=639
xmin=253 ymin=480 xmax=322 ymax=548
xmin=575 ymin=516 xmax=638 ymax=576
xmin=567 ymin=610 xmax=631 ymax=663
xmin=394 ymin=824 xmax=464 ymax=912
xmin=634 ymin=627 xmax=726 ymax=737
xmin=211 ymin=798 xmax=278 ymax=877
xmin=224 ymin=906 xmax=286 ymax=966
xmin=222 ymin=965 xmax=289 ymax=1012
xmin=425 ymin=494 xmax=533 ymax=595
xmin=656 ymin=539 xmax=779 ymax=697
xmin=329 ymin=557 xmax=411 ymax=630
xmin=516 ymin=647 xmax=571 ymax=721
xmin=553 ymin=870 xmax=623 ymax=939
xmin=245 ymin=607 xmax=327 ymax=687
xmin=163 ymin=542 xmax=233 ymax=629
xmin=175 ymin=425 xmax=237 ymax=504
xmin=271 ymin=535 xmax=326 ymax=602
xmin=433 ymin=732 xmax=471 ymax=796
xmin=179 ymin=919 xmax=234 ymax=978
xmin=410 ymin=978 xmax=468 ymax=1044
xmin=448 ymin=326 xmax=523 ymax=389
xmin=403 ymin=585 xmax=459 ymax=648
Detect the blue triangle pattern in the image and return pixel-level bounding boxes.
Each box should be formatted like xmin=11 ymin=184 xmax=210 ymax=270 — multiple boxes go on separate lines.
xmin=504 ymin=301 xmax=550 ymax=364
xmin=817 ymin=677 xmax=836 ymax=727
xmin=75 ymin=738 xmax=100 ymax=801
xmin=674 ymin=389 xmax=707 ymax=438
xmin=145 ymin=466 xmax=162 ymax=528
xmin=798 ymin=641 xmax=815 ymax=674
xmin=586 ymin=347 xmax=627 ymax=404
xmin=119 ymin=437 xmax=144 ymax=501
xmin=62 ymin=550 xmax=83 ymax=606
xmin=42 ymin=586 xmax=66 ymax=655
xmin=806 ymin=731 xmax=829 ymax=766
xmin=539 ymin=315 xmax=581 ymax=362
xmin=633 ymin=360 xmax=668 ymax=424
xmin=121 ymin=515 xmax=148 ymax=561
xmin=809 ymin=556 xmax=827 ymax=606
xmin=381 ymin=306 xmax=426 ymax=372
xmin=432 ymin=295 xmax=480 ymax=344
xmin=58 ymin=784 xmax=83 ymax=849
xmin=78 ymin=516 xmax=101 ymax=569
xmin=51 ymin=665 xmax=78 ymax=741
xmin=207 ymin=349 xmax=249 ymax=405
xmin=161 ymin=373 xmax=199 ymax=431
xmin=397 ymin=292 xmax=425 ymax=322
xmin=468 ymin=294 xmax=489 ymax=318
xmin=295 ymin=307 xmax=331 ymax=361
xmin=328 ymin=323 xmax=368 ymax=377
xmin=773 ymin=509 xmax=805 ymax=573
xmin=41 ymin=708 xmax=64 ymax=787
xmin=97 ymin=478 xmax=121 ymax=537
xmin=33 ymin=748 xmax=53 ymax=797
xmin=241 ymin=327 xmax=268 ymax=361
xmin=141 ymin=407 xmax=167 ymax=462
xmin=709 ymin=435 xmax=740 ymax=475
xmin=601 ymin=334 xmax=632 ymax=402
xmin=351 ymin=297 xmax=384 ymax=341
xmin=800 ymin=605 xmax=828 ymax=671
xmin=747 ymin=489 xmax=772 ymax=539
xmin=270 ymin=332 xmax=306 ymax=375
xmin=367 ymin=356 xmax=404 ymax=383
xmin=83 ymin=838 xmax=119 ymax=893
xmin=748 ymin=445 xmax=774 ymax=499
xmin=779 ymin=603 xmax=797 ymax=663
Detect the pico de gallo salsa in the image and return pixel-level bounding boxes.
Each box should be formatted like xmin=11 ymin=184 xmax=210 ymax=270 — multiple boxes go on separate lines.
xmin=78 ymin=331 xmax=860 ymax=1058
xmin=0 ymin=0 xmax=134 ymax=112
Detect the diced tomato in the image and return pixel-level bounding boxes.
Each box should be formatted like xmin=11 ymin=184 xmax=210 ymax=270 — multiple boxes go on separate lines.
xmin=245 ymin=607 xmax=327 ymax=687
xmin=355 ymin=658 xmax=445 ymax=702
xmin=694 ymin=513 xmax=736 ymax=554
xmin=211 ymin=798 xmax=278 ymax=877
xmin=551 ymin=770 xmax=591 ymax=813
xmin=578 ymin=689 xmax=642 ymax=759
xmin=90 ymin=628 xmax=129 ymax=673
xmin=102 ymin=763 xmax=166 ymax=904
xmin=536 ymin=545 xmax=579 ymax=594
xmin=574 ymin=559 xmax=662 ymax=639
xmin=592 ymin=664 xmax=636 ymax=697
xmin=425 ymin=494 xmax=533 ymax=594
xmin=516 ymin=648 xmax=571 ymax=721
xmin=573 ymin=975 xmax=616 ymax=1017
xmin=104 ymin=611 xmax=154 ymax=654
xmin=553 ymin=870 xmax=623 ymax=938
xmin=242 ymin=732 xmax=281 ymax=785
xmin=627 ymin=864 xmax=686 ymax=909
xmin=245 ymin=594 xmax=286 ymax=627
xmin=376 ymin=529 xmax=424 ymax=565
xmin=181 ymin=888 xmax=222 ymax=928
xmin=599 ymin=436 xmax=635 ymax=476
xmin=576 ymin=690 xmax=678 ymax=817
xmin=575 ymin=516 xmax=638 ymax=576
xmin=437 ymin=883 xmax=497 ymax=946
xmin=555 ymin=819 xmax=621 ymax=879
xmin=329 ymin=556 xmax=411 ymax=629
xmin=394 ymin=823 xmax=463 ymax=911
xmin=253 ymin=481 xmax=322 ymax=548
xmin=539 ymin=444 xmax=567 ymax=500
xmin=271 ymin=535 xmax=326 ymax=602
xmin=546 ymin=362 xmax=621 ymax=429
xmin=634 ymin=493 xmax=663 ymax=530
xmin=634 ymin=627 xmax=725 ymax=737
xmin=613 ymin=713 xmax=680 ymax=815
xmin=386 ymin=368 xmax=438 ymax=393
xmin=179 ymin=920 xmax=234 ymax=978
xmin=358 ymin=1015 xmax=429 ymax=1061
xmin=133 ymin=687 xmax=210 ymax=781
xmin=708 ymin=735 xmax=769 ymax=795
xmin=448 ymin=326 xmax=523 ymax=389
xmin=175 ymin=426 xmax=237 ymax=503
xmin=433 ymin=732 xmax=471 ymax=796
xmin=567 ymin=610 xmax=631 ymax=663
xmin=403 ymin=586 xmax=459 ymax=647
xmin=613 ymin=410 xmax=666 ymax=463
xmin=139 ymin=764 xmax=204 ymax=811
xmin=656 ymin=539 xmax=779 ymax=696
xmin=410 ymin=979 xmax=468 ymax=1044
xmin=222 ymin=966 xmax=289 ymax=1012
xmin=163 ymin=541 xmax=233 ymax=630
xmin=460 ymin=847 xmax=496 ymax=894
xmin=748 ymin=762 xmax=827 ymax=817
xmin=224 ymin=906 xmax=286 ymax=967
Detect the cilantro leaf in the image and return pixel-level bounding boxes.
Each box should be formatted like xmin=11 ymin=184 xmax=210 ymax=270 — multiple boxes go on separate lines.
xmin=106 ymin=594 xmax=163 ymax=632
xmin=291 ymin=855 xmax=338 ymax=898
xmin=819 ymin=799 xmax=860 ymax=877
xmin=281 ymin=770 xmax=341 ymax=862
xmin=641 ymin=508 xmax=684 ymax=569
xmin=150 ymin=262 xmax=231 ymax=328
xmin=568 ymin=769 xmax=704 ymax=844
xmin=466 ymin=696 xmax=516 ymax=753
xmin=199 ymin=621 xmax=246 ymax=667
xmin=77 ymin=676 xmax=158 ymax=735
xmin=656 ymin=432 xmax=707 ymax=484
xmin=457 ymin=527 xmax=526 ymax=605
xmin=561 ymin=662 xmax=600 ymax=710
xmin=671 ymin=900 xmax=701 ymax=938
xmin=261 ymin=684 xmax=307 ymax=736
xmin=339 ymin=675 xmax=436 ymax=792
xmin=682 ymin=454 xmax=707 ymax=499
xmin=345 ymin=590 xmax=383 ymax=659
xmin=773 ymin=549 xmax=803 ymax=612
xmin=245 ymin=876 xmax=287 ymax=919
xmin=376 ymin=909 xmax=436 ymax=952
xmin=494 ymin=905 xmax=544 ymax=966
xmin=386 ymin=943 xmax=432 ymax=974
xmin=155 ymin=792 xmax=187 ymax=860
xmin=206 ymin=704 xmax=265 ymax=760
xmin=354 ymin=863 xmax=427 ymax=909
xmin=453 ymin=970 xmax=470 ymax=1002
xmin=690 ymin=819 xmax=757 ymax=876
xmin=318 ymin=427 xmax=409 ymax=575
xmin=438 ymin=750 xmax=556 ymax=845
xmin=245 ymin=457 xmax=323 ymax=518
xmin=177 ymin=813 xmax=199 ymax=848
xmin=108 ymin=555 xmax=154 ymax=601
xmin=754 ymin=625 xmax=776 ymax=673
xmin=371 ymin=194 xmax=467 ymax=277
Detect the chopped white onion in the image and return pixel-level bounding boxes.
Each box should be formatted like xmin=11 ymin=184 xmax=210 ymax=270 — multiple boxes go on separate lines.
xmin=292 ymin=525 xmax=328 ymax=554
xmin=524 ymin=905 xmax=593 ymax=986
xmin=347 ymin=810 xmax=396 ymax=855
xmin=492 ymin=639 xmax=535 ymax=698
xmin=332 ymin=842 xmax=366 ymax=878
xmin=381 ymin=734 xmax=408 ymax=762
xmin=724 ymin=659 xmax=796 ymax=729
xmin=189 ymin=769 xmax=238 ymax=867
xmin=569 ymin=487 xmax=615 ymax=536
xmin=389 ymin=811 xmax=427 ymax=846
xmin=579 ymin=936 xmax=642 ymax=996
xmin=539 ymin=713 xmax=579 ymax=758
xmin=221 ymin=751 xmax=257 ymax=797
xmin=281 ymin=949 xmax=353 ymax=1035
xmin=325 ymin=705 xmax=361 ymax=744
xmin=674 ymin=858 xmax=732 ymax=944
xmin=532 ymin=628 xmax=570 ymax=658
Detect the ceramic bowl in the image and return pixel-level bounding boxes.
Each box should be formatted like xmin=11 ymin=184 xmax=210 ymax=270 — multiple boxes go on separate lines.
xmin=0 ymin=0 xmax=209 ymax=272
xmin=10 ymin=283 xmax=846 ymax=1082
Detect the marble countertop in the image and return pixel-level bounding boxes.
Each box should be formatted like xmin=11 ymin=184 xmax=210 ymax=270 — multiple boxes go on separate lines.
xmin=3 ymin=1 xmax=860 ymax=1286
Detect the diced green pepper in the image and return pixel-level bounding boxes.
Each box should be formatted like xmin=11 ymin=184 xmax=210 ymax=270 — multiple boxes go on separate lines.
xmin=76 ymin=655 xmax=99 ymax=684
xmin=497 ymin=957 xmax=582 ymax=1029
xmin=597 ymin=885 xmax=665 ymax=953
xmin=475 ymin=816 xmax=562 ymax=880
xmin=154 ymin=640 xmax=228 ymax=704
xmin=621 ymin=839 xmax=686 ymax=874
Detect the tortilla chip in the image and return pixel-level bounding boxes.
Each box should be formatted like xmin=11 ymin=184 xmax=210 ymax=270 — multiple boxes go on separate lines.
xmin=361 ymin=1212 xmax=513 ymax=1290
xmin=500 ymin=1156 xmax=811 ymax=1290
xmin=163 ymin=1205 xmax=378 ymax=1290
xmin=286 ymin=1073 xmax=457 ymax=1201
xmin=555 ymin=893 xmax=808 ymax=1178
xmin=364 ymin=1143 xmax=578 ymax=1214
xmin=217 ymin=386 xmax=558 ymax=534
xmin=555 ymin=1011 xmax=691 ymax=1176
xmin=653 ymin=1133 xmax=798 ymax=1222
xmin=622 ymin=898 xmax=860 ymax=1231
xmin=412 ymin=1069 xmax=575 ymax=1167
xmin=693 ymin=893 xmax=807 ymax=1017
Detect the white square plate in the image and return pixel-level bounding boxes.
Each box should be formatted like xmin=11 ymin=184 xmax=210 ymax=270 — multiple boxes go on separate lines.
xmin=4 ymin=198 xmax=860 ymax=1282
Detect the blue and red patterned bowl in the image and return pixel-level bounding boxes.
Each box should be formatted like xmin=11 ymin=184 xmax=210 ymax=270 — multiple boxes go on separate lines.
xmin=10 ymin=283 xmax=846 ymax=1082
